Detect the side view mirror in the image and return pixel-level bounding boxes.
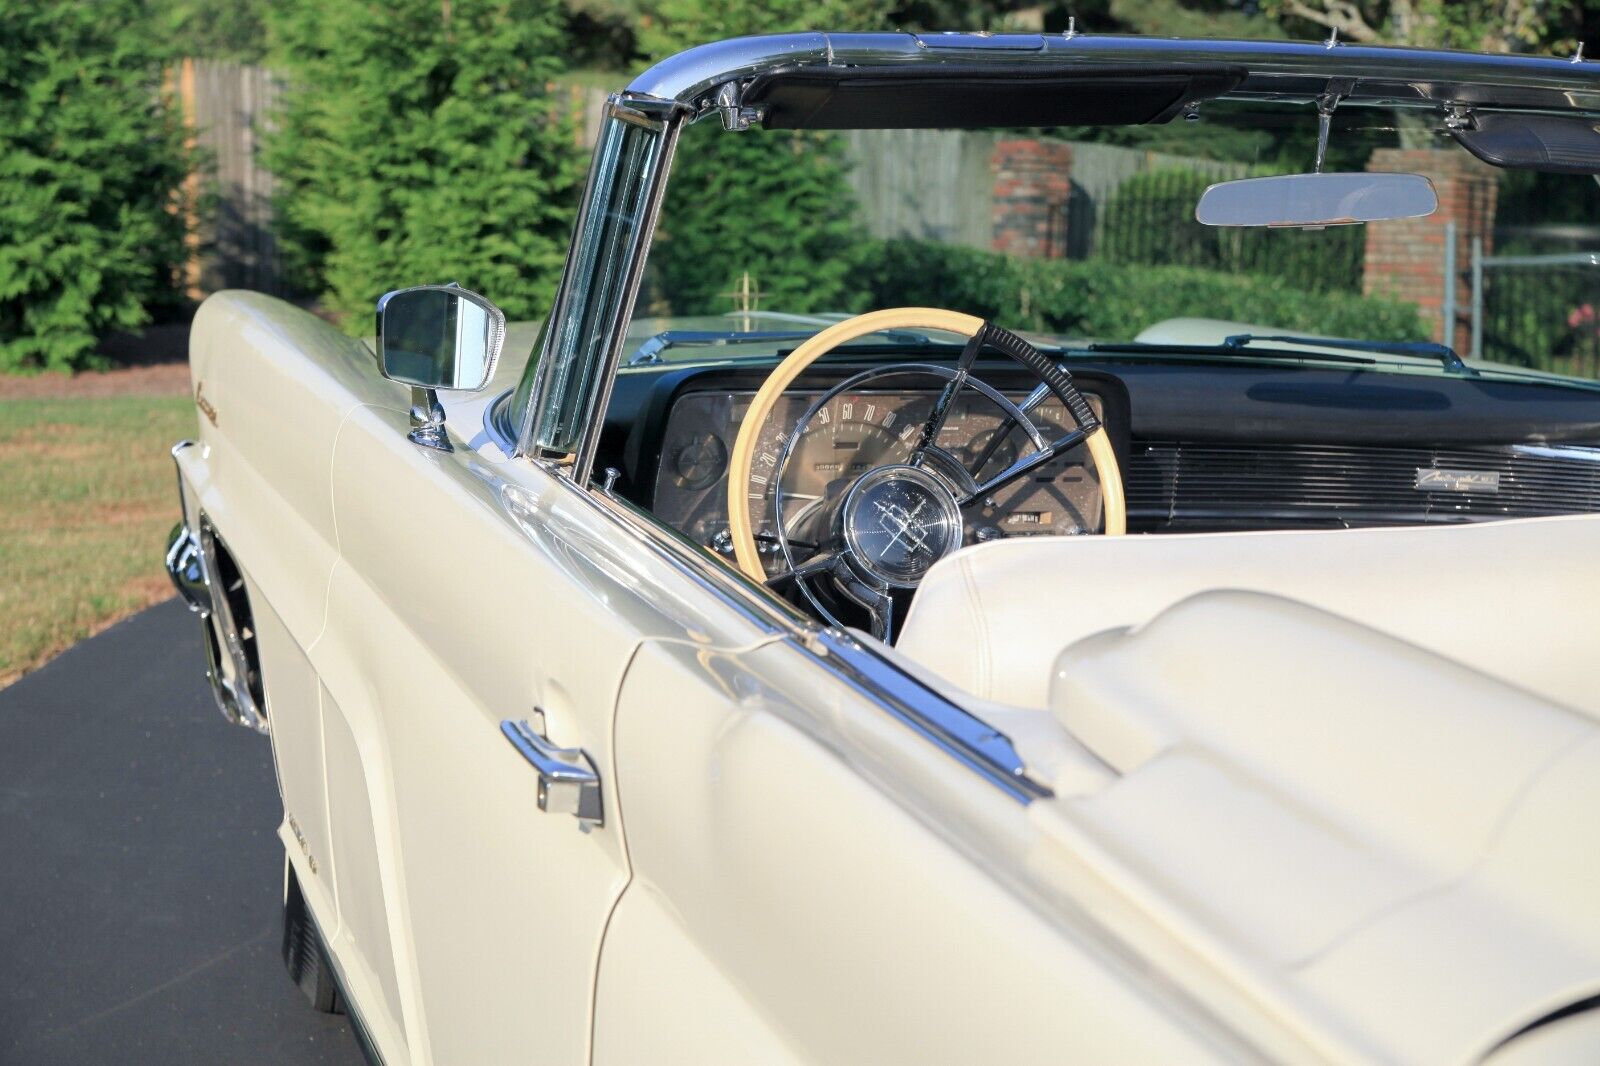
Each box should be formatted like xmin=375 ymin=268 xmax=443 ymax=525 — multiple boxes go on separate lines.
xmin=1195 ymin=172 xmax=1437 ymax=228
xmin=375 ymin=283 xmax=506 ymax=452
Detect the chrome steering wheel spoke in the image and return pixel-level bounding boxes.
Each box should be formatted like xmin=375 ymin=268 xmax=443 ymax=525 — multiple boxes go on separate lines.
xmin=765 ymin=549 xmax=846 ymax=589
xmin=956 ymin=425 xmax=1091 ymax=508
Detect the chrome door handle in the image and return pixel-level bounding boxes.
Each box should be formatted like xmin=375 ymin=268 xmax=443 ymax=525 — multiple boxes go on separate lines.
xmin=500 ymin=718 xmax=603 ymax=826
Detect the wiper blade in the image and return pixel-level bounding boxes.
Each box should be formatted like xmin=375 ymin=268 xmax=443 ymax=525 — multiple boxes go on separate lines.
xmin=1084 ymin=340 xmax=1375 ymax=366
xmin=627 ymin=328 xmax=935 ymax=366
xmin=628 ymin=330 xmax=817 ymax=366
xmin=1223 ymin=333 xmax=1477 ymax=375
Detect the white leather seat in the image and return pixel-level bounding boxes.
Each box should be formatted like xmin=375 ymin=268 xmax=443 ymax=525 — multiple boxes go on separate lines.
xmin=896 ymin=513 xmax=1600 ymax=714
xmin=1035 ymin=590 xmax=1600 ymax=1065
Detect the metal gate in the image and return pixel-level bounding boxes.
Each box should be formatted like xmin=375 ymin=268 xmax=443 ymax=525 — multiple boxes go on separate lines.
xmin=1468 ymin=239 xmax=1600 ymax=379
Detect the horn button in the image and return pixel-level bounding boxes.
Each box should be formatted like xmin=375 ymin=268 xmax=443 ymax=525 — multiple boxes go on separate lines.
xmin=840 ymin=465 xmax=964 ymax=589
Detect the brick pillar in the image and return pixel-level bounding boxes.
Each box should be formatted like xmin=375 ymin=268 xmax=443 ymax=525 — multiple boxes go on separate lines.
xmin=991 ymin=139 xmax=1073 ymax=260
xmin=1364 ymin=148 xmax=1499 ymax=351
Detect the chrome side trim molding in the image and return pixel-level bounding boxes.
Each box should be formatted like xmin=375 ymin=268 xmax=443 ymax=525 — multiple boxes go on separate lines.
xmin=574 ymin=480 xmax=1052 ymax=804
xmin=799 ymin=628 xmax=1054 ymax=805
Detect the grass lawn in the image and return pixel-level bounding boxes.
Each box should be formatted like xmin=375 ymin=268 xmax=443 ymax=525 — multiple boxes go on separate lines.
xmin=0 ymin=395 xmax=196 ymax=688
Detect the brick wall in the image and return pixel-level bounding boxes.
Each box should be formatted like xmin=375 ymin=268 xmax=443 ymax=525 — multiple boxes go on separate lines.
xmin=991 ymin=139 xmax=1073 ymax=259
xmin=1364 ymin=148 xmax=1499 ymax=350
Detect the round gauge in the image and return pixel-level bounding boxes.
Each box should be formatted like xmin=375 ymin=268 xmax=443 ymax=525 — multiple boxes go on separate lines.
xmin=752 ymin=395 xmax=920 ymax=550
xmin=841 ymin=466 xmax=963 ymax=588
xmin=673 ymin=432 xmax=728 ymax=489
xmin=961 ymin=425 xmax=1021 ymax=477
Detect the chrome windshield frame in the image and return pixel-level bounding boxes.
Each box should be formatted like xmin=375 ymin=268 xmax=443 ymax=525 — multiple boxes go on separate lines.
xmin=513 ymin=95 xmax=684 ymax=476
xmin=626 ymin=31 xmax=1600 ymax=117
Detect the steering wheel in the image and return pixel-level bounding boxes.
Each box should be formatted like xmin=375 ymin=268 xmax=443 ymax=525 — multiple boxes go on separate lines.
xmin=726 ymin=307 xmax=1126 ymax=641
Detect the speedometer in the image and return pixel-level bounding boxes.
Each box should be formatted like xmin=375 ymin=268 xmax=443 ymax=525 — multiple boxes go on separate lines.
xmin=749 ymin=394 xmax=922 ymax=554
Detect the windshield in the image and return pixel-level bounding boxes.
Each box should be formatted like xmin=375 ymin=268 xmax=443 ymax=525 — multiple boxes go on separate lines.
xmin=633 ymin=100 xmax=1600 ymax=385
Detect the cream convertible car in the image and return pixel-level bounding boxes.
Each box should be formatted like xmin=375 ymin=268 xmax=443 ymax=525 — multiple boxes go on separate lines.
xmin=167 ymin=33 xmax=1600 ymax=1066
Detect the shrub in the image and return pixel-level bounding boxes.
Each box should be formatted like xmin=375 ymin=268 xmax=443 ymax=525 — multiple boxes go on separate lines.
xmin=1097 ymin=166 xmax=1366 ymax=295
xmin=0 ymin=0 xmax=192 ymax=373
xmin=852 ymin=238 xmax=1426 ymax=342
xmin=648 ymin=125 xmax=870 ymax=315
xmin=263 ymin=0 xmax=582 ymax=324
xmin=638 ymin=0 xmax=891 ymax=317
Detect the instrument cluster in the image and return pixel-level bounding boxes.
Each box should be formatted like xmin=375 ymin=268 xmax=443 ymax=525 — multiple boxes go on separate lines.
xmin=652 ymin=386 xmax=1108 ymax=576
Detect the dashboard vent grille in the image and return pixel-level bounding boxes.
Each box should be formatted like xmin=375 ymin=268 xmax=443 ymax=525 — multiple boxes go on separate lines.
xmin=1126 ymin=441 xmax=1600 ymax=530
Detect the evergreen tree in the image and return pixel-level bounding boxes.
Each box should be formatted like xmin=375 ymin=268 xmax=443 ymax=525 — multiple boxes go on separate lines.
xmin=0 ymin=0 xmax=192 ymax=372
xmin=264 ymin=0 xmax=582 ymax=324
xmin=641 ymin=0 xmax=891 ymax=316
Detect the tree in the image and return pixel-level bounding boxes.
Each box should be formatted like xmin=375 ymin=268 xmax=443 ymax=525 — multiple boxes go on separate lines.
xmin=640 ymin=0 xmax=892 ymax=316
xmin=158 ymin=0 xmax=269 ymax=62
xmin=1268 ymin=0 xmax=1551 ymax=52
xmin=264 ymin=0 xmax=582 ymax=324
xmin=0 ymin=0 xmax=193 ymax=372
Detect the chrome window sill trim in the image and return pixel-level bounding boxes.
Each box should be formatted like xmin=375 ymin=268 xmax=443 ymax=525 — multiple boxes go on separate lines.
xmin=574 ymin=481 xmax=1051 ymax=804
xmin=798 ymin=628 xmax=1054 ymax=805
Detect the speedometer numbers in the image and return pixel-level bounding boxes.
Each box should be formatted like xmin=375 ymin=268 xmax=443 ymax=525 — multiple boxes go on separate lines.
xmin=750 ymin=395 xmax=915 ymax=499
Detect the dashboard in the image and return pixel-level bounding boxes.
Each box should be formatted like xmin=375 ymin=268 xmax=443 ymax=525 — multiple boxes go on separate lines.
xmin=651 ymin=384 xmax=1108 ymax=575
xmin=582 ymin=353 xmax=1600 ymax=590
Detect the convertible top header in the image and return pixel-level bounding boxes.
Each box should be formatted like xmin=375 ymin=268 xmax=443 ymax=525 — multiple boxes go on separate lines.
xmin=742 ymin=64 xmax=1245 ymax=130
xmin=625 ymin=32 xmax=1600 ymax=130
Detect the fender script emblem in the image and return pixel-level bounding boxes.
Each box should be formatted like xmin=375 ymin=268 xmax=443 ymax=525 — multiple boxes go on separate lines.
xmin=195 ymin=382 xmax=218 ymax=426
xmin=1415 ymin=468 xmax=1499 ymax=493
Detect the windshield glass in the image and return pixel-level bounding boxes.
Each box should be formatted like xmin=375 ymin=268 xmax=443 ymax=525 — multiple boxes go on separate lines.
xmin=633 ymin=101 xmax=1600 ymax=385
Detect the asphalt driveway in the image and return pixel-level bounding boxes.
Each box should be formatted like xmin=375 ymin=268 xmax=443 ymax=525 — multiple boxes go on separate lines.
xmin=0 ymin=599 xmax=362 ymax=1065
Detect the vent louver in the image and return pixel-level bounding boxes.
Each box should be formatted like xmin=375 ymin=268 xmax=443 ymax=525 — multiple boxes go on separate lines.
xmin=1126 ymin=441 xmax=1600 ymax=530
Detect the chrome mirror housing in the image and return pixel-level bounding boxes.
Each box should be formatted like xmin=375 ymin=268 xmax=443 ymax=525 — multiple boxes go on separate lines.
xmin=1195 ymin=172 xmax=1438 ymax=229
xmin=376 ymin=283 xmax=507 ymax=452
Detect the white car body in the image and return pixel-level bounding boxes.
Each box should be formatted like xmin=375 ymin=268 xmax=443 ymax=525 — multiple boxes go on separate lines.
xmin=165 ymin=33 xmax=1600 ymax=1065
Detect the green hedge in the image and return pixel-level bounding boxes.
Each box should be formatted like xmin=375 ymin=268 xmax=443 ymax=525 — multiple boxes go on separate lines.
xmin=0 ymin=0 xmax=192 ymax=372
xmin=263 ymin=0 xmax=582 ymax=324
xmin=851 ymin=239 xmax=1426 ymax=343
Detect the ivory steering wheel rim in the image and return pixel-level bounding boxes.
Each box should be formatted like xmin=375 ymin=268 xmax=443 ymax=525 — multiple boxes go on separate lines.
xmin=726 ymin=307 xmax=1127 ymax=583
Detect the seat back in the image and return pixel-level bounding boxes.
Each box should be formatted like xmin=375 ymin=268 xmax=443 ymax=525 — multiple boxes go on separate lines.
xmin=896 ymin=514 xmax=1600 ymax=712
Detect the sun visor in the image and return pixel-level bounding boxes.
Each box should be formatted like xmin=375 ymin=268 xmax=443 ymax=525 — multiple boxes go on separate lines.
xmin=1452 ymin=112 xmax=1600 ymax=174
xmin=742 ymin=64 xmax=1246 ymax=131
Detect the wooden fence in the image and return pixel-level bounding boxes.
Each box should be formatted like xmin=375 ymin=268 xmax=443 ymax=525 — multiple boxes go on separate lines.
xmin=177 ymin=59 xmax=286 ymax=298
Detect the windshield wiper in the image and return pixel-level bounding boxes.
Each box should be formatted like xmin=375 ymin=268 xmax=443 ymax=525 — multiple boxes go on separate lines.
xmin=1222 ymin=333 xmax=1478 ymax=375
xmin=627 ymin=328 xmax=937 ymax=366
xmin=1085 ymin=340 xmax=1376 ymax=366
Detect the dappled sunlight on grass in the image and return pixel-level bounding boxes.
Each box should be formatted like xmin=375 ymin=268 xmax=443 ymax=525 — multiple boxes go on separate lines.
xmin=0 ymin=396 xmax=196 ymax=687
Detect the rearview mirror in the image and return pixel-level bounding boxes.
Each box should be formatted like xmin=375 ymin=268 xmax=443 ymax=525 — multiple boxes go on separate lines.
xmin=1195 ymin=172 xmax=1437 ymax=228
xmin=376 ymin=283 xmax=506 ymax=393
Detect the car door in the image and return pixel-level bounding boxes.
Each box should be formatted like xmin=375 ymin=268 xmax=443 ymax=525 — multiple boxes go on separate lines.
xmin=594 ymin=627 xmax=1242 ymax=1064
xmin=309 ymin=395 xmax=663 ymax=1064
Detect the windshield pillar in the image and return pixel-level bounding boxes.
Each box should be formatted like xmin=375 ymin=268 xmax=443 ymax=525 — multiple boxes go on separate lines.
xmin=512 ymin=95 xmax=683 ymax=478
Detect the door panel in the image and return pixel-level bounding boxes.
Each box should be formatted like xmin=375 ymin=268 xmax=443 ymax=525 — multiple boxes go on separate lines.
xmin=317 ymin=401 xmax=764 ymax=1063
xmin=601 ymin=637 xmax=1227 ymax=1064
